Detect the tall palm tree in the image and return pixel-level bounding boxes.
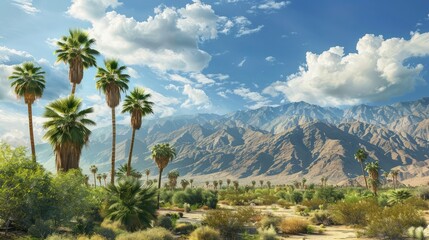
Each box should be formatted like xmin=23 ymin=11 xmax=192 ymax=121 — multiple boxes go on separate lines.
xmin=205 ymin=181 xmax=210 ymax=189
xmin=167 ymin=170 xmax=179 ymax=190
xmin=233 ymin=180 xmax=239 ymax=191
xmin=382 ymin=171 xmax=390 ymax=186
xmin=267 ymin=181 xmax=272 ymax=189
xmin=90 ymin=165 xmax=98 ymax=187
xmin=320 ymin=177 xmax=325 ymax=187
xmin=96 ymin=59 xmax=130 ymax=184
xmin=105 ymin=177 xmax=157 ymax=232
xmin=259 ymin=180 xmax=264 ymax=188
xmin=226 ymin=179 xmax=231 ymax=188
xmin=84 ymin=175 xmax=89 ymax=187
xmin=365 ymin=161 xmax=380 ymax=196
xmin=97 ymin=173 xmax=102 ymax=186
xmin=55 ymin=29 xmax=99 ymax=95
xmin=43 ymin=96 xmax=95 ymax=172
xmin=144 ymin=169 xmax=151 ymax=184
xmin=391 ymin=170 xmax=400 ymax=189
xmin=213 ymin=180 xmax=218 ymax=190
xmin=102 ymin=173 xmax=108 ymax=186
xmin=190 ymin=179 xmax=194 ymax=188
xmin=9 ymin=62 xmax=45 ymax=162
xmin=354 ymin=148 xmax=369 ymax=189
xmin=218 ymin=180 xmax=223 ymax=189
xmin=302 ymin=178 xmax=307 ymax=189
xmin=251 ymin=180 xmax=256 ymax=188
xmin=122 ymin=88 xmax=154 ymax=176
xmin=181 ymin=179 xmax=189 ymax=190
xmin=151 ymin=143 xmax=176 ymax=208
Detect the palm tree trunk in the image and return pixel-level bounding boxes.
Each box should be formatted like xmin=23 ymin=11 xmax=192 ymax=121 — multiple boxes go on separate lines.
xmin=71 ymin=83 xmax=77 ymax=95
xmin=110 ymin=107 xmax=116 ymax=185
xmin=127 ymin=128 xmax=136 ymax=176
xmin=360 ymin=162 xmax=368 ymax=189
xmin=93 ymin=173 xmax=96 ymax=187
xmin=27 ymin=103 xmax=36 ymax=162
xmin=157 ymin=169 xmax=163 ymax=209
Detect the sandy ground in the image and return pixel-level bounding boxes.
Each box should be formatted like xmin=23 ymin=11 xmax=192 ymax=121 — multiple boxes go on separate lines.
xmin=159 ymin=204 xmax=377 ymax=239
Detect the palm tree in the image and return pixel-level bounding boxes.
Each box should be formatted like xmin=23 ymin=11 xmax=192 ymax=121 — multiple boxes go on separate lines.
xmin=190 ymin=179 xmax=194 ymax=188
xmin=122 ymin=88 xmax=154 ymax=176
xmin=96 ymin=59 xmax=130 ymax=184
xmin=213 ymin=180 xmax=218 ymax=190
xmin=391 ymin=170 xmax=400 ymax=189
xmin=267 ymin=181 xmax=272 ymax=189
xmin=233 ymin=181 xmax=239 ymax=191
xmin=151 ymin=143 xmax=176 ymax=208
xmin=144 ymin=169 xmax=151 ymax=183
xmin=84 ymin=175 xmax=89 ymax=187
xmin=382 ymin=171 xmax=390 ymax=186
xmin=388 ymin=189 xmax=412 ymax=205
xmin=55 ymin=29 xmax=99 ymax=95
xmin=320 ymin=177 xmax=325 ymax=187
xmin=219 ymin=180 xmax=223 ymax=189
xmin=181 ymin=179 xmax=189 ymax=190
xmin=43 ymin=96 xmax=95 ymax=172
xmin=226 ymin=179 xmax=231 ymax=188
xmin=365 ymin=161 xmax=380 ymax=196
xmin=167 ymin=170 xmax=179 ymax=190
xmin=205 ymin=181 xmax=210 ymax=189
xmin=9 ymin=62 xmax=45 ymax=162
xmin=116 ymin=164 xmax=140 ymax=179
xmin=102 ymin=173 xmax=108 ymax=186
xmin=354 ymin=148 xmax=369 ymax=189
xmin=90 ymin=165 xmax=98 ymax=187
xmin=251 ymin=180 xmax=256 ymax=188
xmin=324 ymin=176 xmax=329 ymax=187
xmin=302 ymin=178 xmax=307 ymax=189
xmin=259 ymin=180 xmax=264 ymax=188
xmin=97 ymin=173 xmax=102 ymax=186
xmin=105 ymin=177 xmax=157 ymax=232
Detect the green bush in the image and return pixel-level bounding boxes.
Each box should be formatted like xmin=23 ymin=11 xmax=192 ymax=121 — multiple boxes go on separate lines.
xmin=302 ymin=198 xmax=325 ymax=210
xmin=258 ymin=225 xmax=278 ymax=240
xmin=172 ymin=191 xmax=189 ymax=207
xmin=189 ymin=226 xmax=221 ymax=240
xmin=259 ymin=215 xmax=281 ymax=230
xmin=93 ymin=226 xmax=116 ymax=240
xmin=27 ymin=219 xmax=52 ymax=238
xmin=156 ymin=215 xmax=174 ymax=230
xmin=116 ymin=227 xmax=174 ymax=240
xmin=174 ymin=222 xmax=195 ymax=235
xmin=314 ymin=187 xmax=344 ymax=203
xmin=276 ymin=199 xmax=293 ymax=209
xmin=289 ymin=191 xmax=303 ymax=204
xmin=310 ymin=210 xmax=335 ymax=226
xmin=329 ymin=199 xmax=379 ymax=226
xmin=275 ymin=190 xmax=290 ymax=200
xmin=365 ymin=204 xmax=426 ymax=239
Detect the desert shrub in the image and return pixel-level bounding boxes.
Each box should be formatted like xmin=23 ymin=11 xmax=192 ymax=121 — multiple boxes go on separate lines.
xmin=76 ymin=234 xmax=107 ymax=240
xmin=289 ymin=191 xmax=303 ymax=204
xmin=257 ymin=194 xmax=279 ymax=205
xmin=314 ymin=187 xmax=344 ymax=203
xmin=275 ymin=190 xmax=290 ymax=200
xmin=156 ymin=215 xmax=174 ymax=230
xmin=172 ymin=191 xmax=189 ymax=207
xmin=72 ymin=217 xmax=95 ymax=235
xmin=278 ymin=217 xmax=309 ymax=234
xmin=365 ymin=204 xmax=426 ymax=239
xmin=310 ymin=210 xmax=335 ymax=226
xmin=184 ymin=203 xmax=191 ymax=212
xmin=404 ymin=197 xmax=429 ymax=210
xmin=27 ymin=219 xmax=52 ymax=238
xmin=159 ymin=189 xmax=174 ymax=204
xmin=303 ymin=190 xmax=315 ymax=200
xmin=415 ymin=186 xmax=429 ymax=200
xmin=329 ymin=199 xmax=379 ymax=226
xmin=116 ymin=227 xmax=174 ymax=240
xmin=202 ymin=190 xmax=218 ymax=209
xmin=189 ymin=226 xmax=221 ymax=240
xmin=203 ymin=207 xmax=259 ymax=239
xmin=258 ymin=225 xmax=278 ymax=240
xmin=259 ymin=215 xmax=281 ymax=230
xmin=302 ymin=198 xmax=325 ymax=210
xmin=93 ymin=226 xmax=116 ymax=240
xmin=45 ymin=234 xmax=75 ymax=240
xmin=276 ymin=199 xmax=293 ymax=209
xmin=174 ymin=222 xmax=195 ymax=235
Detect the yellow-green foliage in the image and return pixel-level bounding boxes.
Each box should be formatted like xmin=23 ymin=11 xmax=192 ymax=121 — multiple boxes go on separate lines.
xmin=116 ymin=227 xmax=174 ymax=240
xmin=259 ymin=215 xmax=281 ymax=230
xmin=189 ymin=226 xmax=221 ymax=240
xmin=278 ymin=217 xmax=309 ymax=234
xmin=329 ymin=199 xmax=379 ymax=226
xmin=45 ymin=234 xmax=75 ymax=240
xmin=258 ymin=225 xmax=278 ymax=240
xmin=77 ymin=234 xmax=107 ymax=240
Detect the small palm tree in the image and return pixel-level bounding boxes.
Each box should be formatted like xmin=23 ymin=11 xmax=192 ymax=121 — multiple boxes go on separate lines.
xmin=219 ymin=180 xmax=223 ymax=189
xmin=320 ymin=177 xmax=325 ymax=187
xmin=259 ymin=180 xmax=264 ymax=188
xmin=144 ymin=169 xmax=151 ymax=183
xmin=102 ymin=173 xmax=108 ymax=186
xmin=190 ymin=179 xmax=194 ymax=188
xmin=302 ymin=178 xmax=307 ymax=189
xmin=96 ymin=59 xmax=130 ymax=184
xmin=9 ymin=62 xmax=45 ymax=162
xmin=181 ymin=179 xmax=189 ymax=190
xmin=227 ymin=179 xmax=231 ymax=188
xmin=117 ymin=164 xmax=140 ymax=179
xmin=391 ymin=170 xmax=400 ymax=189
xmin=365 ymin=161 xmax=380 ymax=196
xmin=55 ymin=29 xmax=99 ymax=95
xmin=355 ymin=148 xmax=369 ymax=189
xmin=267 ymin=181 xmax=272 ymax=189
xmin=382 ymin=171 xmax=390 ymax=185
xmin=122 ymin=88 xmax=154 ymax=176
xmin=97 ymin=173 xmax=102 ymax=186
xmin=205 ymin=181 xmax=210 ymax=189
xmin=167 ymin=170 xmax=179 ymax=190
xmin=105 ymin=177 xmax=157 ymax=232
xmin=90 ymin=165 xmax=98 ymax=187
xmin=324 ymin=176 xmax=329 ymax=187
xmin=43 ymin=96 xmax=95 ymax=172
xmin=213 ymin=180 xmax=218 ymax=190
xmin=84 ymin=175 xmax=89 ymax=187
xmin=388 ymin=189 xmax=412 ymax=205
xmin=151 ymin=143 xmax=176 ymax=208
xmin=233 ymin=180 xmax=239 ymax=191
xmin=251 ymin=180 xmax=256 ymax=188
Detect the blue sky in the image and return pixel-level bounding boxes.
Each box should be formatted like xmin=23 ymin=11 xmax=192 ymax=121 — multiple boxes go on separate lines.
xmin=0 ymin=0 xmax=429 ymax=145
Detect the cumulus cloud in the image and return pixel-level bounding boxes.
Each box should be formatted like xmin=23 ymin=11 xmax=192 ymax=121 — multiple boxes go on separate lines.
xmin=233 ymin=87 xmax=272 ymax=109
xmin=234 ymin=16 xmax=264 ymax=37
xmin=169 ymin=74 xmax=193 ymax=84
xmin=68 ymin=0 xmax=232 ymax=73
xmin=256 ymin=0 xmax=290 ymax=10
xmin=207 ymin=73 xmax=229 ymax=81
xmin=190 ymin=72 xmax=215 ymax=85
xmin=0 ymin=46 xmax=69 ymax=101
xmin=265 ymin=56 xmax=276 ymax=62
xmin=181 ymin=84 xmax=211 ymax=109
xmin=12 ymin=0 xmax=40 ymax=15
xmin=165 ymin=84 xmax=180 ymax=91
xmin=263 ymin=33 xmax=429 ymax=106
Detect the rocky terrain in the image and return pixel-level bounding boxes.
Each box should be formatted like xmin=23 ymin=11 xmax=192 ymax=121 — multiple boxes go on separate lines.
xmin=36 ymin=98 xmax=429 ymax=185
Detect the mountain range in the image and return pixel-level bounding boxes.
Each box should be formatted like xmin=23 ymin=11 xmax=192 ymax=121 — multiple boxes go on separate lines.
xmin=36 ymin=97 xmax=429 ymax=186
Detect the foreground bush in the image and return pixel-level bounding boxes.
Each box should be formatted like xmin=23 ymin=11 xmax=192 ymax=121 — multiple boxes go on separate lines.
xmin=189 ymin=226 xmax=221 ymax=240
xmin=365 ymin=204 xmax=426 ymax=239
xmin=258 ymin=225 xmax=278 ymax=240
xmin=329 ymin=199 xmax=378 ymax=226
xmin=116 ymin=227 xmax=174 ymax=240
xmin=259 ymin=215 xmax=281 ymax=230
xmin=278 ymin=217 xmax=309 ymax=234
xmin=310 ymin=210 xmax=335 ymax=226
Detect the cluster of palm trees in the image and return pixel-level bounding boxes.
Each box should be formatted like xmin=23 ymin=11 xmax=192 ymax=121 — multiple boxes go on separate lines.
xmin=8 ymin=29 xmax=177 ymax=197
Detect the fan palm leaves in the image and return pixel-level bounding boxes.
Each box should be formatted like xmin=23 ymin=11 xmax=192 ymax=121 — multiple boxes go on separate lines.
xmin=43 ymin=96 xmax=95 ymax=172
xmin=105 ymin=177 xmax=157 ymax=232
xmin=9 ymin=62 xmax=45 ymax=162
xmin=365 ymin=161 xmax=380 ymax=196
xmin=355 ymin=148 xmax=369 ymax=189
xmin=151 ymin=143 xmax=176 ymax=208
xmin=167 ymin=170 xmax=179 ymax=190
xmin=96 ymin=59 xmax=129 ymax=184
xmin=116 ymin=164 xmax=140 ymax=179
xmin=122 ymin=88 xmax=154 ymax=176
xmin=55 ymin=29 xmax=99 ymax=95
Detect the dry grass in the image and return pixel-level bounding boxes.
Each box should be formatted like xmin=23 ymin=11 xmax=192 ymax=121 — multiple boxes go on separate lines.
xmin=279 ymin=217 xmax=309 ymax=234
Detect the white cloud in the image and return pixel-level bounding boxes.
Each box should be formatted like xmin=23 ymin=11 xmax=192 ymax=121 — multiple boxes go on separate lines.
xmin=238 ymin=57 xmax=247 ymax=67
xmin=12 ymin=0 xmax=40 ymax=15
xmin=256 ymin=0 xmax=290 ymax=10
xmin=234 ymin=16 xmax=264 ymax=37
xmin=217 ymin=91 xmax=228 ymax=98
xmin=190 ymin=72 xmax=215 ymax=85
xmin=169 ymin=74 xmax=193 ymax=84
xmin=181 ymin=84 xmax=211 ymax=109
xmin=207 ymin=73 xmax=229 ymax=81
xmin=233 ymin=87 xmax=272 ymax=109
xmin=144 ymin=87 xmax=180 ymax=117
xmin=68 ymin=1 xmax=232 ymax=73
xmin=165 ymin=84 xmax=180 ymax=91
xmin=263 ymin=33 xmax=429 ymax=106
xmin=265 ymin=56 xmax=276 ymax=62
xmin=127 ymin=67 xmax=140 ymax=79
